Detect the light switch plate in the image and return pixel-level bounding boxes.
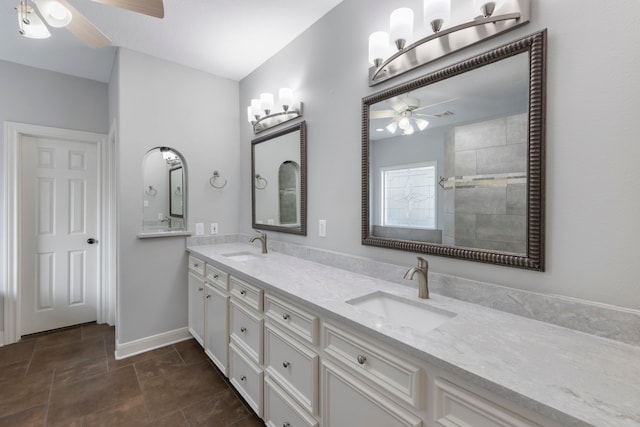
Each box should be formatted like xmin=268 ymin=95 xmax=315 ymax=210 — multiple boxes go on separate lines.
xmin=195 ymin=223 xmax=204 ymax=236
xmin=210 ymin=223 xmax=218 ymax=234
xmin=319 ymin=219 xmax=327 ymax=237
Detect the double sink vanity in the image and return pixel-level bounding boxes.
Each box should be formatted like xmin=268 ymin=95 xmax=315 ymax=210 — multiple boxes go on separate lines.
xmin=186 ymin=241 xmax=640 ymax=427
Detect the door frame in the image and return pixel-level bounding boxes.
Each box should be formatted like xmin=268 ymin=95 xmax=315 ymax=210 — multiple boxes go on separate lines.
xmin=3 ymin=121 xmax=115 ymax=344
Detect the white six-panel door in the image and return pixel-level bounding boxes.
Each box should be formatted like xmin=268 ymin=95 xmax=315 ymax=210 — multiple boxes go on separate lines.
xmin=20 ymin=135 xmax=99 ymax=335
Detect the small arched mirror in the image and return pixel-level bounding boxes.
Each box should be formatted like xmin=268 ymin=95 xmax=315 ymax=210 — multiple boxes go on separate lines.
xmin=142 ymin=147 xmax=187 ymax=232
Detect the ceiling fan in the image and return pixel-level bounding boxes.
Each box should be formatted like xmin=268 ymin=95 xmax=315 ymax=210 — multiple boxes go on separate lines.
xmin=16 ymin=0 xmax=164 ymax=48
xmin=371 ymin=95 xmax=455 ymax=135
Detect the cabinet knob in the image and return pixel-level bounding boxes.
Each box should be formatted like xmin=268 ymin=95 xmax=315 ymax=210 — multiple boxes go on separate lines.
xmin=357 ymin=354 xmax=367 ymax=365
xmin=194 ymin=263 xmax=199 ymax=267
xmin=198 ymin=287 xmax=203 ymax=292
xmin=283 ymin=423 xmax=291 ymax=427
xmin=240 ymin=327 xmax=247 ymax=333
xmin=240 ymin=290 xmax=246 ymax=296
xmin=282 ymin=313 xmax=290 ymax=320
xmin=240 ymin=375 xmax=246 ymax=382
xmin=282 ymin=361 xmax=290 ymax=368
xmin=213 ymin=274 xmax=219 ymax=279
xmin=206 ymin=294 xmax=211 ymax=299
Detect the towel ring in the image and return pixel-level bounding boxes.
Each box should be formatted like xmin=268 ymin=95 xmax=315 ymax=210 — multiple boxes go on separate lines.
xmin=210 ymin=171 xmax=227 ymax=189
xmin=145 ymin=185 xmax=157 ymax=196
xmin=255 ymin=173 xmax=268 ymax=190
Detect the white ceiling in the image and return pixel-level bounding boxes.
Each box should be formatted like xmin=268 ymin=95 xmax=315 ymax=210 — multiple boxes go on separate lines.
xmin=0 ymin=0 xmax=344 ymax=83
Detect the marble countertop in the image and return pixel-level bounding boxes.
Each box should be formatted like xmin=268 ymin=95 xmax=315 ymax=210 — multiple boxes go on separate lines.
xmin=187 ymin=243 xmax=640 ymax=427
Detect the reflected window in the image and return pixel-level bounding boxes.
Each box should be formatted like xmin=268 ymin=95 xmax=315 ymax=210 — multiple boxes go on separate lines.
xmin=381 ymin=162 xmax=436 ymax=229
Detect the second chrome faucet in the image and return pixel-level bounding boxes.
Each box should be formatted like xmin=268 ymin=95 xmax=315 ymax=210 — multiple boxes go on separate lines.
xmin=404 ymin=256 xmax=429 ymax=299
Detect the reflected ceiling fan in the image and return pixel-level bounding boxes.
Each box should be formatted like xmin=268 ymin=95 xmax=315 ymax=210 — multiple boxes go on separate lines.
xmin=371 ymin=95 xmax=455 ymax=135
xmin=16 ymin=0 xmax=164 ymax=48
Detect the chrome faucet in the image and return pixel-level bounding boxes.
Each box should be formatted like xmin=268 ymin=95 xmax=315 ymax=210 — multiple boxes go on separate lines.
xmin=403 ymin=256 xmax=429 ymax=299
xmin=250 ymin=230 xmax=268 ymax=254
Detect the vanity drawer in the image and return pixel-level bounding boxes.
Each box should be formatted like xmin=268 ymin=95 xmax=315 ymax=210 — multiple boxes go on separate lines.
xmin=322 ymin=321 xmax=423 ymax=409
xmin=435 ymin=378 xmax=541 ymax=427
xmin=264 ymin=376 xmax=318 ymax=427
xmin=265 ymin=293 xmax=319 ymax=346
xmin=205 ymin=263 xmax=228 ymax=291
xmin=230 ymin=299 xmax=263 ymax=364
xmin=188 ymin=256 xmax=205 ymax=276
xmin=230 ymin=276 xmax=263 ymax=312
xmin=265 ymin=323 xmax=319 ymax=415
xmin=229 ymin=342 xmax=263 ymax=418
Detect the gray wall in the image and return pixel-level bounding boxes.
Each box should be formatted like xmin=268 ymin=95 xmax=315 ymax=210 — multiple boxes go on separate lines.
xmin=0 ymin=60 xmax=108 ymax=332
xmin=239 ymin=0 xmax=640 ymax=310
xmin=113 ymin=49 xmax=240 ymax=344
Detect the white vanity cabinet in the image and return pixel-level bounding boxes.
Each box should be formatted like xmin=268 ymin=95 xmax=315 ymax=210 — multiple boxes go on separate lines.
xmin=229 ymin=276 xmax=265 ymax=417
xmin=263 ymin=293 xmax=320 ymax=426
xmin=187 ymin=256 xmax=206 ymax=346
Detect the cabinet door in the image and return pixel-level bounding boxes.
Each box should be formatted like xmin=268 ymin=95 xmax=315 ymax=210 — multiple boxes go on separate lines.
xmin=188 ymin=271 xmax=205 ymax=346
xmin=321 ymin=360 xmax=422 ymax=427
xmin=205 ymin=284 xmax=229 ymax=376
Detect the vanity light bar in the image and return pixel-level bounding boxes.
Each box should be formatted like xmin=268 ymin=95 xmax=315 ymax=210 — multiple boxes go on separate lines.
xmin=247 ymin=88 xmax=303 ymax=134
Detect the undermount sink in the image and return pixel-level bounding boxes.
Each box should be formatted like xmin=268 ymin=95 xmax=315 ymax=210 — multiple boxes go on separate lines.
xmin=221 ymin=251 xmax=260 ymax=262
xmin=347 ymin=291 xmax=456 ymax=332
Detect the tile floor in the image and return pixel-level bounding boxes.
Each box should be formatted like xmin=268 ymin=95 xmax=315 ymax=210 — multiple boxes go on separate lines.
xmin=0 ymin=323 xmax=264 ymax=426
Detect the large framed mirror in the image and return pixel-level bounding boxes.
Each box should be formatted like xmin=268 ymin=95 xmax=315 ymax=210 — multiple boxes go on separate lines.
xmin=362 ymin=31 xmax=546 ymax=270
xmin=252 ymin=121 xmax=307 ymax=235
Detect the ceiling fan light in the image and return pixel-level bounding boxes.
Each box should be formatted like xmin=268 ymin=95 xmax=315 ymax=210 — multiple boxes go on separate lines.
xmin=17 ymin=6 xmax=51 ymax=39
xmin=415 ymin=118 xmax=430 ymax=130
xmin=398 ymin=117 xmax=411 ymax=130
xmin=403 ymin=123 xmax=415 ymax=135
xmin=45 ymin=1 xmax=72 ymax=27
xmin=386 ymin=121 xmax=398 ymax=134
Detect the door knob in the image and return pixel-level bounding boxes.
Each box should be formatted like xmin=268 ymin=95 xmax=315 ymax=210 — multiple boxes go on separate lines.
xmin=87 ymin=238 xmax=98 ymax=244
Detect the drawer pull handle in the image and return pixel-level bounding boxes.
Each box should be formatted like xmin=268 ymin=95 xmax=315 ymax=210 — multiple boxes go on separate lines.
xmin=283 ymin=423 xmax=290 ymax=427
xmin=240 ymin=290 xmax=246 ymax=296
xmin=240 ymin=375 xmax=246 ymax=381
xmin=240 ymin=327 xmax=247 ymax=333
xmin=198 ymin=287 xmax=203 ymax=292
xmin=282 ymin=313 xmax=290 ymax=320
xmin=213 ymin=274 xmax=219 ymax=279
xmin=194 ymin=263 xmax=199 ymax=267
xmin=282 ymin=361 xmax=290 ymax=368
xmin=357 ymin=354 xmax=367 ymax=365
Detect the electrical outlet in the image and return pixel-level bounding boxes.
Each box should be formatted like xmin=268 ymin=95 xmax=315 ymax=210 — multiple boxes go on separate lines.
xmin=143 ymin=200 xmax=149 ymax=207
xmin=195 ymin=223 xmax=204 ymax=236
xmin=210 ymin=223 xmax=218 ymax=235
xmin=319 ymin=219 xmax=327 ymax=237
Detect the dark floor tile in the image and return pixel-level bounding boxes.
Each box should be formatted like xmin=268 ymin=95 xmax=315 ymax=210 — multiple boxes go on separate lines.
xmin=81 ymin=322 xmax=116 ymax=340
xmin=107 ymin=344 xmax=175 ymax=371
xmin=28 ymin=335 xmax=105 ymax=375
xmin=0 ymin=340 xmax=36 ymax=367
xmin=175 ymin=338 xmax=209 ymax=365
xmin=228 ymin=414 xmax=265 ymax=427
xmin=0 ymin=371 xmax=53 ymax=418
xmin=34 ymin=327 xmax=82 ymax=349
xmin=53 ymin=356 xmax=109 ymax=389
xmin=135 ymin=350 xmax=185 ymax=384
xmin=0 ymin=360 xmax=29 ymax=381
xmin=47 ymin=365 xmax=142 ymax=426
xmin=81 ymin=394 xmax=149 ymax=427
xmin=144 ymin=411 xmax=189 ymax=427
xmin=183 ymin=388 xmax=251 ymax=426
xmin=0 ymin=404 xmax=47 ymax=427
xmin=142 ymin=361 xmax=228 ymax=419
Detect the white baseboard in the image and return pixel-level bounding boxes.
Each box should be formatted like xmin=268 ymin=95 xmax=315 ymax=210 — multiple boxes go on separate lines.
xmin=114 ymin=327 xmax=192 ymax=360
xmin=0 ymin=331 xmax=4 ymax=347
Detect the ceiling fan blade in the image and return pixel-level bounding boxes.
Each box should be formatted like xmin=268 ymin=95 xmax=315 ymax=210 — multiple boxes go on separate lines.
xmin=370 ymin=110 xmax=396 ymax=119
xmin=413 ymin=98 xmax=458 ymax=112
xmin=58 ymin=0 xmax=111 ymax=48
xmin=92 ymin=0 xmax=164 ymax=18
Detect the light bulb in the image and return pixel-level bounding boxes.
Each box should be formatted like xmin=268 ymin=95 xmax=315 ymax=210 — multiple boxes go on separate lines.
xmin=386 ymin=121 xmax=399 ymax=134
xmin=398 ymin=117 xmax=411 ymax=130
xmin=403 ymin=123 xmax=415 ymax=135
xmin=250 ymin=99 xmax=261 ymax=119
xmin=415 ymin=118 xmax=430 ymax=131
xmin=45 ymin=1 xmax=72 ymax=27
xmin=247 ymin=106 xmax=254 ymax=123
xmin=424 ymin=0 xmax=450 ymax=33
xmin=390 ymin=7 xmax=414 ymax=50
xmin=260 ymin=93 xmax=274 ymax=115
xmin=279 ymin=88 xmax=293 ymax=112
xmin=368 ymin=31 xmax=390 ymax=67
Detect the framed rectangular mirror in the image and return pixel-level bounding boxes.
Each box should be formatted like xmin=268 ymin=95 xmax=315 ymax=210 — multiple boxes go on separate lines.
xmin=362 ymin=31 xmax=546 ymax=270
xmin=252 ymin=121 xmax=307 ymax=235
xmin=169 ymin=166 xmax=184 ymax=218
